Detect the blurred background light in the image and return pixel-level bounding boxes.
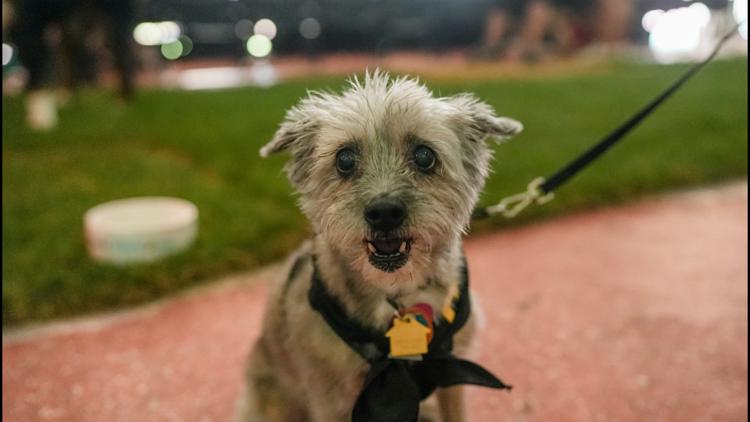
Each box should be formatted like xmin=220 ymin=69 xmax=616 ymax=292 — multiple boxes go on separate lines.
xmin=299 ymin=17 xmax=322 ymax=40
xmin=179 ymin=35 xmax=194 ymax=57
xmin=247 ymin=34 xmax=272 ymax=58
xmin=178 ymin=67 xmax=245 ymax=90
xmin=647 ymin=3 xmax=712 ymax=63
xmin=175 ymin=65 xmax=276 ymax=90
xmin=2 ymin=43 xmax=13 ymax=66
xmin=158 ymin=21 xmax=182 ymax=44
xmin=254 ymin=18 xmax=277 ymax=40
xmin=734 ymin=0 xmax=748 ymax=39
xmin=134 ymin=21 xmax=182 ymax=46
xmin=133 ymin=22 xmax=162 ymax=46
xmin=641 ymin=9 xmax=664 ymax=33
xmin=234 ymin=18 xmax=254 ymax=40
xmin=161 ymin=40 xmax=183 ymax=60
xmin=249 ymin=61 xmax=278 ymax=87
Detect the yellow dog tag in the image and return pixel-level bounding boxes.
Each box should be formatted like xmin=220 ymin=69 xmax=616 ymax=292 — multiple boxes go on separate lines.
xmin=386 ymin=316 xmax=430 ymax=358
xmin=441 ymin=282 xmax=460 ymax=323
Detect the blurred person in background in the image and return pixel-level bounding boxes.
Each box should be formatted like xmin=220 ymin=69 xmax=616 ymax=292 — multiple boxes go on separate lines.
xmin=2 ymin=0 xmax=12 ymax=32
xmin=478 ymin=0 xmax=633 ymax=62
xmin=587 ymin=0 xmax=635 ymax=55
xmin=6 ymin=0 xmax=136 ymax=130
xmin=477 ymin=0 xmax=525 ymax=58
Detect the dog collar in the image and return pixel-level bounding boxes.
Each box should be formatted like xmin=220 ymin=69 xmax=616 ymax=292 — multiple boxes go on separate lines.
xmin=308 ymin=256 xmax=511 ymax=422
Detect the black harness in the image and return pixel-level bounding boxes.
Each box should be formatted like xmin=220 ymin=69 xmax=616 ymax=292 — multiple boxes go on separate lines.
xmin=308 ymin=257 xmax=510 ymax=422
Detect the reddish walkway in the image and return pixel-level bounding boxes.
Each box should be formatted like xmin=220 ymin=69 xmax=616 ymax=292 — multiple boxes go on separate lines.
xmin=3 ymin=182 xmax=747 ymax=422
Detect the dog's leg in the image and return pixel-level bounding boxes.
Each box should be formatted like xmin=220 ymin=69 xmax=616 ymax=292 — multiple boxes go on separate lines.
xmin=304 ymin=372 xmax=362 ymax=422
xmin=236 ymin=341 xmax=307 ymax=422
xmin=419 ymin=394 xmax=443 ymax=422
xmin=437 ymin=386 xmax=465 ymax=422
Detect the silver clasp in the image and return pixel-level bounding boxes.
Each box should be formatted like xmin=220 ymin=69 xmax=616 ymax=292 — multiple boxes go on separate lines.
xmin=484 ymin=177 xmax=555 ymax=218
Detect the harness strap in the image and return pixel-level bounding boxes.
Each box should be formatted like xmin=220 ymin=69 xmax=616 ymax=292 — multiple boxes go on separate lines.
xmin=307 ymin=257 xmax=510 ymax=422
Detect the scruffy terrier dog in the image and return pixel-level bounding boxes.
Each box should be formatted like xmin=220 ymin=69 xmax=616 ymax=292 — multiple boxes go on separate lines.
xmin=238 ymin=71 xmax=522 ymax=422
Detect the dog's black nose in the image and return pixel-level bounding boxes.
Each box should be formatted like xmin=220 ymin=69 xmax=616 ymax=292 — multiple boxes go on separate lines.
xmin=364 ymin=197 xmax=407 ymax=231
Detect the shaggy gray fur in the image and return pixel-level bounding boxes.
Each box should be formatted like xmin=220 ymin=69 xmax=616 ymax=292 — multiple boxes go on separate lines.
xmin=238 ymin=70 xmax=522 ymax=422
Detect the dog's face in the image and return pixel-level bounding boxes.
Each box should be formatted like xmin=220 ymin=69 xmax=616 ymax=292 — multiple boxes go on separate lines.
xmin=261 ymin=72 xmax=522 ymax=293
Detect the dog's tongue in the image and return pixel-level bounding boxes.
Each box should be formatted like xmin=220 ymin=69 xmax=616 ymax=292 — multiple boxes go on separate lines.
xmin=371 ymin=239 xmax=402 ymax=254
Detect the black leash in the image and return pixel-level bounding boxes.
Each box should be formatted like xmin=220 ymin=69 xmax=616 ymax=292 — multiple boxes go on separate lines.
xmin=473 ymin=24 xmax=743 ymax=220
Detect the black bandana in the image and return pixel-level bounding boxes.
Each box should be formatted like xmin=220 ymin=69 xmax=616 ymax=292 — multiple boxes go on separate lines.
xmin=308 ymin=257 xmax=511 ymax=422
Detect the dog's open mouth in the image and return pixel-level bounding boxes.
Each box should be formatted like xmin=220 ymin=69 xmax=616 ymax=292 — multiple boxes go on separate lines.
xmin=365 ymin=237 xmax=412 ymax=272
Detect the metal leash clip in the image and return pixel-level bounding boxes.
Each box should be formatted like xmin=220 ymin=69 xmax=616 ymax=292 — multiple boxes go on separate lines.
xmin=472 ymin=24 xmax=742 ymax=222
xmin=484 ymin=177 xmax=555 ymax=218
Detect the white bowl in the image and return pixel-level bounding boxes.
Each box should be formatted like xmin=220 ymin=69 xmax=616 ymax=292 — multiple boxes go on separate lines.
xmin=84 ymin=197 xmax=198 ymax=264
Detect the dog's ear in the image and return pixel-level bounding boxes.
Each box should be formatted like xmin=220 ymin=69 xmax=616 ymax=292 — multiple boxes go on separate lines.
xmin=447 ymin=94 xmax=523 ymax=143
xmin=260 ymin=114 xmax=318 ymax=157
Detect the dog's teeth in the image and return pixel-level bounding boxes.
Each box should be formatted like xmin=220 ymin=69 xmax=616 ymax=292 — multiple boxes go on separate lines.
xmin=399 ymin=241 xmax=406 ymax=253
xmin=367 ymin=242 xmax=377 ymax=253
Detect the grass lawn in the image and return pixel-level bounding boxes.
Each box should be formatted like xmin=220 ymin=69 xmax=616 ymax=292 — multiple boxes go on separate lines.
xmin=3 ymin=58 xmax=747 ymax=326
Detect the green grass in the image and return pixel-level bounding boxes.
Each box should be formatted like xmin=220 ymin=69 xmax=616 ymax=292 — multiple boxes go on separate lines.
xmin=3 ymin=59 xmax=747 ymax=326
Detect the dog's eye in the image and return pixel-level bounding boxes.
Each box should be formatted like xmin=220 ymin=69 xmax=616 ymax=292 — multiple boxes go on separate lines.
xmin=336 ymin=148 xmax=357 ymax=175
xmin=413 ymin=145 xmax=436 ymax=172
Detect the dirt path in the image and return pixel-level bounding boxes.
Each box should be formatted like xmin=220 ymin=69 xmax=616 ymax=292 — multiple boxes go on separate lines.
xmin=4 ymin=182 xmax=747 ymax=422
